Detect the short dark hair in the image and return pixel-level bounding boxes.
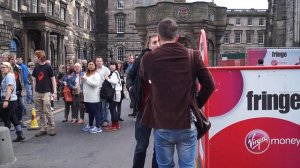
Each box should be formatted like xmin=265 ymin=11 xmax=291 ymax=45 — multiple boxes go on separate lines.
xmin=258 ymin=59 xmax=264 ymax=65
xmin=109 ymin=61 xmax=119 ymax=70
xmin=157 ymin=18 xmax=178 ymax=41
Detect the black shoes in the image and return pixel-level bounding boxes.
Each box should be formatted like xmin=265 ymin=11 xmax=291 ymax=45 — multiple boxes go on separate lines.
xmin=118 ymin=118 xmax=124 ymax=121
xmin=13 ymin=134 xmax=25 ymax=142
xmin=128 ymin=113 xmax=136 ymax=117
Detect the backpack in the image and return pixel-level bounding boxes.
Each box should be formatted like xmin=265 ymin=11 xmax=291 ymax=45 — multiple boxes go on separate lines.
xmin=100 ymin=79 xmax=115 ymax=103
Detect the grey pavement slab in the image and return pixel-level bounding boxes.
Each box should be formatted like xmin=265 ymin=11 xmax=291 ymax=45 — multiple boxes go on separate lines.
xmin=5 ymin=99 xmax=159 ymax=168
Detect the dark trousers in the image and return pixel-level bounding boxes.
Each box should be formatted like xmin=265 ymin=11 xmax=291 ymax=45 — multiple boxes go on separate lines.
xmin=109 ymin=101 xmax=118 ymax=123
xmin=64 ymin=101 xmax=73 ymax=119
xmin=85 ymin=102 xmax=101 ymax=128
xmin=72 ymin=95 xmax=84 ymax=119
xmin=0 ymin=101 xmax=20 ymax=129
xmin=16 ymin=94 xmax=25 ymax=121
xmin=133 ymin=111 xmax=158 ymax=168
xmin=116 ymin=99 xmax=122 ymax=119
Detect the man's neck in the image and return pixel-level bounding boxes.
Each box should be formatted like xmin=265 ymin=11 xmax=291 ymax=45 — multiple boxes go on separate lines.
xmin=39 ymin=62 xmax=46 ymax=65
xmin=160 ymin=40 xmax=176 ymax=46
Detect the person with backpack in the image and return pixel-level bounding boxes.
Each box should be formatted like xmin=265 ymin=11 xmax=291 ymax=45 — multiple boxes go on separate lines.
xmin=104 ymin=61 xmax=122 ymax=131
xmin=127 ymin=34 xmax=160 ymax=168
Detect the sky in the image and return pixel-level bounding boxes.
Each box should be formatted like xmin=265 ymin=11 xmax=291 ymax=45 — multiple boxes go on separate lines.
xmin=185 ymin=0 xmax=268 ymax=9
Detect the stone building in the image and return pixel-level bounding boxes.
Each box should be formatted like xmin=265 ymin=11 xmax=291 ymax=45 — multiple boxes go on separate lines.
xmin=0 ymin=0 xmax=95 ymax=69
xmin=95 ymin=0 xmax=188 ymax=62
xmin=266 ymin=0 xmax=300 ymax=47
xmin=135 ymin=1 xmax=227 ymax=66
xmin=220 ymin=9 xmax=267 ymax=66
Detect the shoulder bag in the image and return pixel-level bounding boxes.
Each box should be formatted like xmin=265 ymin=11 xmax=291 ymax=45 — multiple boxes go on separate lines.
xmin=188 ymin=49 xmax=211 ymax=140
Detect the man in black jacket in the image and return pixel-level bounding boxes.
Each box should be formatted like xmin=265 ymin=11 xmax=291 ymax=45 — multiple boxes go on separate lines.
xmin=127 ymin=34 xmax=159 ymax=168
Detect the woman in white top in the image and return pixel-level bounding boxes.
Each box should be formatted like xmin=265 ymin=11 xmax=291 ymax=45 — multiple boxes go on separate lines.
xmin=0 ymin=62 xmax=25 ymax=142
xmin=81 ymin=61 xmax=102 ymax=134
xmin=105 ymin=61 xmax=122 ymax=131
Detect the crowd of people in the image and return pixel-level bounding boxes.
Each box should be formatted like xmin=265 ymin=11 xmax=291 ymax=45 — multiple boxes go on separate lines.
xmin=0 ymin=50 xmax=137 ymax=138
xmin=0 ymin=18 xmax=217 ymax=168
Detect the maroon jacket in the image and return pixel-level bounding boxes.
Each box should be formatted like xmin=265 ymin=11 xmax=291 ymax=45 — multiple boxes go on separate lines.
xmin=140 ymin=42 xmax=215 ymax=129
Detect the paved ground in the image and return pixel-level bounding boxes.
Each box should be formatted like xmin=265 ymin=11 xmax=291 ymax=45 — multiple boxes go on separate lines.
xmin=0 ymin=99 xmax=166 ymax=168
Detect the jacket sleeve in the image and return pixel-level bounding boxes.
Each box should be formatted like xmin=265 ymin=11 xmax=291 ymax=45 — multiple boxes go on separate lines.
xmin=194 ymin=51 xmax=215 ymax=109
xmin=67 ymin=74 xmax=76 ymax=90
xmin=126 ymin=57 xmax=140 ymax=90
xmin=126 ymin=48 xmax=150 ymax=91
xmin=107 ymin=72 xmax=119 ymax=85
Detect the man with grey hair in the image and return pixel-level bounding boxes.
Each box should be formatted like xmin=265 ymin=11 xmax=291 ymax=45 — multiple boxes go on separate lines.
xmin=140 ymin=18 xmax=215 ymax=167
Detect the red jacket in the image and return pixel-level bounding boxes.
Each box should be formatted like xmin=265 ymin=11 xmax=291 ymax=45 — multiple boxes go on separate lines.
xmin=140 ymin=42 xmax=215 ymax=129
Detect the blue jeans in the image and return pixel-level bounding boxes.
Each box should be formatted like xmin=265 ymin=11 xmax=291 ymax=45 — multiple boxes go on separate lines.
xmin=154 ymin=125 xmax=197 ymax=168
xmin=25 ymin=84 xmax=33 ymax=103
xmin=100 ymin=98 xmax=108 ymax=122
xmin=133 ymin=112 xmax=158 ymax=168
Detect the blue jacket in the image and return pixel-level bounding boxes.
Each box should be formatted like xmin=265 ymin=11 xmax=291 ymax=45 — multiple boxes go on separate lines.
xmin=19 ymin=63 xmax=28 ymax=85
xmin=68 ymin=71 xmax=84 ymax=90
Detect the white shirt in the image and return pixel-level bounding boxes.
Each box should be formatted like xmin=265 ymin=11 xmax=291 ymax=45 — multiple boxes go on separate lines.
xmin=82 ymin=73 xmax=101 ymax=103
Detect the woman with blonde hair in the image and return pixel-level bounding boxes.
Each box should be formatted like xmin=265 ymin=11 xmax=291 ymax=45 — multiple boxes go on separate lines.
xmin=0 ymin=62 xmax=25 ymax=142
xmin=69 ymin=63 xmax=85 ymax=124
xmin=81 ymin=60 xmax=102 ymax=133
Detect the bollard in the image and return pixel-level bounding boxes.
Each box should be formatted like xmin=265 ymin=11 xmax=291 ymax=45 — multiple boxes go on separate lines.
xmin=0 ymin=127 xmax=16 ymax=167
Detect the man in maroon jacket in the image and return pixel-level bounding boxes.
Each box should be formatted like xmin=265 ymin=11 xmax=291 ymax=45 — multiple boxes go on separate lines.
xmin=140 ymin=18 xmax=215 ymax=167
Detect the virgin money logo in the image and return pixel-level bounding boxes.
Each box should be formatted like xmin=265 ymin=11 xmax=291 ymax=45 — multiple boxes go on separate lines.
xmin=245 ymin=129 xmax=270 ymax=154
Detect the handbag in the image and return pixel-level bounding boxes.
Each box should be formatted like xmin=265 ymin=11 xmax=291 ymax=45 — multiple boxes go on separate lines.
xmin=188 ymin=49 xmax=211 ymax=139
xmin=63 ymin=85 xmax=73 ymax=102
xmin=190 ymin=98 xmax=211 ymax=139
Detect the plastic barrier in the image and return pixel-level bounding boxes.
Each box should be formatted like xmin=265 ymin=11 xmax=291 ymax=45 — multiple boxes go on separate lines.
xmin=205 ymin=65 xmax=300 ymax=168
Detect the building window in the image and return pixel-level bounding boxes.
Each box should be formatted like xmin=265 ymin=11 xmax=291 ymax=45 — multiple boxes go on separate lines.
xmin=235 ymin=32 xmax=241 ymax=44
xmin=117 ymin=47 xmax=125 ymax=61
xmin=259 ymin=18 xmax=264 ymax=26
xmin=84 ymin=12 xmax=87 ymax=29
xmin=89 ymin=14 xmax=93 ymax=31
xmin=76 ymin=41 xmax=80 ymax=61
xmin=48 ymin=0 xmax=54 ymax=16
xmin=76 ymin=6 xmax=80 ymax=26
xmin=12 ymin=0 xmax=19 ymax=11
xmin=117 ymin=0 xmax=124 ymax=9
xmin=236 ymin=18 xmax=241 ymax=26
xmin=248 ymin=17 xmax=253 ymax=26
xmin=32 ymin=0 xmax=38 ymax=13
xmin=60 ymin=5 xmax=66 ymax=21
xmin=116 ymin=16 xmax=125 ymax=33
xmin=223 ymin=32 xmax=229 ymax=44
xmin=246 ymin=31 xmax=253 ymax=44
xmin=258 ymin=32 xmax=264 ymax=44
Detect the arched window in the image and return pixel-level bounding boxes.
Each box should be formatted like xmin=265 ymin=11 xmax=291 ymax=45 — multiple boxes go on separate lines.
xmin=89 ymin=44 xmax=94 ymax=60
xmin=117 ymin=47 xmax=125 ymax=61
xmin=75 ymin=41 xmax=80 ymax=61
xmin=49 ymin=42 xmax=56 ymax=68
xmin=10 ymin=38 xmax=22 ymax=60
xmin=83 ymin=43 xmax=87 ymax=60
xmin=10 ymin=40 xmax=17 ymax=54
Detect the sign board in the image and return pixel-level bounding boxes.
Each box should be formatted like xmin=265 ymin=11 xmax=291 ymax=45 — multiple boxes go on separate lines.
xmin=247 ymin=48 xmax=300 ymax=66
xmin=206 ymin=66 xmax=300 ymax=168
